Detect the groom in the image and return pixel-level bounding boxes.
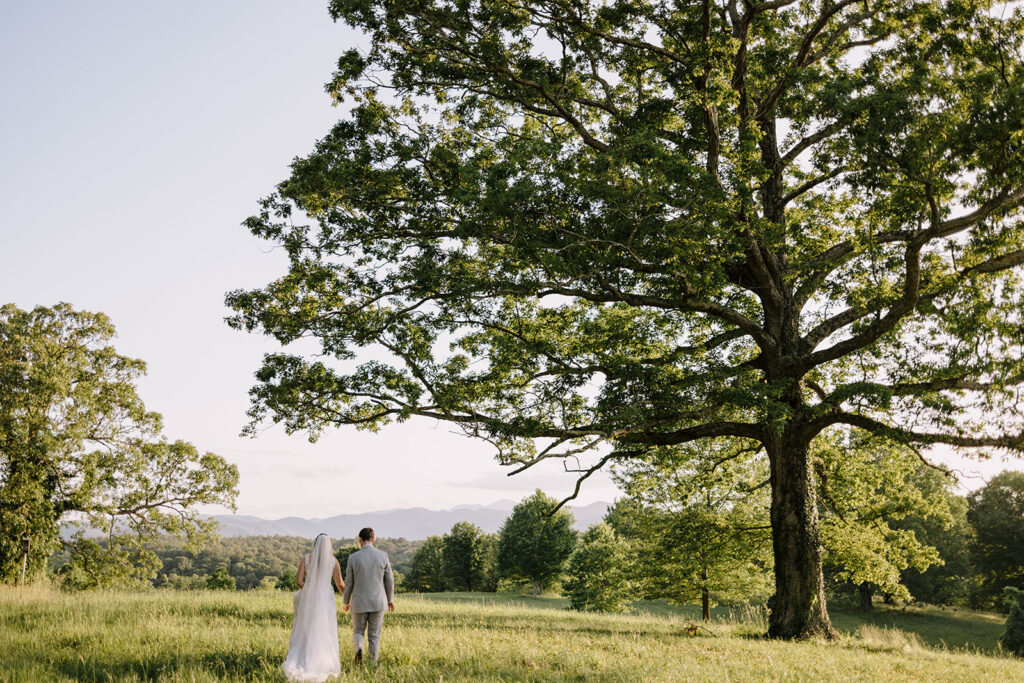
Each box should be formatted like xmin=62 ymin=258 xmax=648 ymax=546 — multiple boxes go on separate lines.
xmin=342 ymin=527 xmax=395 ymax=664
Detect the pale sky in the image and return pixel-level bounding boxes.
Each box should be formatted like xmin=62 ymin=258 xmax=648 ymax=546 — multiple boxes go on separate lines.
xmin=0 ymin=0 xmax=620 ymax=518
xmin=1 ymin=2 xmax=1018 ymax=519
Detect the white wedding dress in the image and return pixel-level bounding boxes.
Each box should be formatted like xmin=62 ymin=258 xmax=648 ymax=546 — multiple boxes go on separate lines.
xmin=282 ymin=534 xmax=341 ymax=682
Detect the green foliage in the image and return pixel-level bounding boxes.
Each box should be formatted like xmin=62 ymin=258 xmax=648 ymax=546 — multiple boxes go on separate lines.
xmin=158 ymin=573 xmax=207 ymax=590
xmin=563 ymin=524 xmax=633 ymax=613
xmin=229 ymin=0 xmax=1024 ymax=638
xmin=206 ymin=567 xmax=236 ymax=591
xmin=147 ymin=535 xmax=421 ymax=591
xmin=478 ymin=532 xmax=500 ymax=593
xmin=895 ymin=484 xmax=973 ymax=606
xmin=442 ymin=522 xmax=495 ymax=592
xmin=406 ymin=535 xmax=446 ymax=593
xmin=1003 ymin=587 xmax=1024 ymax=657
xmin=817 ymin=433 xmax=951 ymax=603
xmin=609 ymin=442 xmax=772 ymax=616
xmin=335 ymin=544 xmax=360 ymax=572
xmin=0 ymin=303 xmax=238 ymax=587
xmin=256 ymin=576 xmax=278 ymax=591
xmin=54 ymin=536 xmax=162 ymax=591
xmin=968 ymin=471 xmax=1024 ymax=609
xmin=497 ymin=490 xmax=577 ymax=596
xmin=275 ymin=569 xmax=299 ymax=592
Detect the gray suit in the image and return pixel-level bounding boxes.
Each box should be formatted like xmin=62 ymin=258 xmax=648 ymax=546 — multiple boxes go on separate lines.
xmin=342 ymin=544 xmax=394 ymax=661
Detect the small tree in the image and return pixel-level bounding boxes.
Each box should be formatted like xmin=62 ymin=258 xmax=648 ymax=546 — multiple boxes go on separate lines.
xmin=563 ymin=524 xmax=632 ymax=613
xmin=206 ymin=567 xmax=236 ymax=591
xmin=406 ymin=535 xmax=446 ymax=592
xmin=1003 ymin=587 xmax=1024 ymax=657
xmin=816 ymin=433 xmax=949 ymax=609
xmin=442 ymin=522 xmax=490 ymax=592
xmin=497 ymin=490 xmax=577 ymax=597
xmin=257 ymin=576 xmax=279 ymax=591
xmin=610 ymin=442 xmax=772 ymax=621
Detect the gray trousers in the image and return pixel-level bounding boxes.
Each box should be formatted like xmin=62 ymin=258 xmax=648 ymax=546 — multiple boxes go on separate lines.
xmin=351 ymin=610 xmax=385 ymax=661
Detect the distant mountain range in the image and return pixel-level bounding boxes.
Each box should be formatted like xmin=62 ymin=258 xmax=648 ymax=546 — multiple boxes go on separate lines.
xmin=209 ymin=500 xmax=610 ymax=540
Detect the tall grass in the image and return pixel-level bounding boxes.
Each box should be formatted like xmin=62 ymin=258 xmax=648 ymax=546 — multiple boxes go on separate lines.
xmin=2 ymin=586 xmax=1022 ymax=681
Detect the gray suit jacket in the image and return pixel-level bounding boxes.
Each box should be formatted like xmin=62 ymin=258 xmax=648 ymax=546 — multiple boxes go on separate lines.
xmin=342 ymin=544 xmax=394 ymax=613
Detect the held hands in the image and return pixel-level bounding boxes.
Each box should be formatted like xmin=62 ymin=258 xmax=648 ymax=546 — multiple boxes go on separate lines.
xmin=343 ymin=604 xmax=350 ymax=612
xmin=388 ymin=602 xmax=395 ymax=612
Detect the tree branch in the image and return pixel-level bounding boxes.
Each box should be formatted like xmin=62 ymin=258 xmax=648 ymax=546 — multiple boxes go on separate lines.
xmin=825 ymin=412 xmax=1024 ymax=451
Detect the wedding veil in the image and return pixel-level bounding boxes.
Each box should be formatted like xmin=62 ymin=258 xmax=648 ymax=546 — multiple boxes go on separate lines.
xmin=282 ymin=534 xmax=341 ymax=682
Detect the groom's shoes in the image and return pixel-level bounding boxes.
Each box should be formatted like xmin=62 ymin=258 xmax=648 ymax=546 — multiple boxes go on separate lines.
xmin=354 ymin=648 xmax=363 ymax=665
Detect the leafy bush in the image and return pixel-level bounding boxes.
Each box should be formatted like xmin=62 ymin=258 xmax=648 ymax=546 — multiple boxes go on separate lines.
xmin=206 ymin=567 xmax=235 ymax=591
xmin=275 ymin=569 xmax=298 ymax=591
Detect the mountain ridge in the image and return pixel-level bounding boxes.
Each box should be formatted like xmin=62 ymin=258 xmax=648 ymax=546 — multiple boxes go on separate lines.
xmin=211 ymin=501 xmax=610 ymax=540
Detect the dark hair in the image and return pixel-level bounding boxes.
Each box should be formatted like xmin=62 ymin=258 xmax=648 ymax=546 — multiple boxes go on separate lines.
xmin=358 ymin=527 xmax=374 ymax=542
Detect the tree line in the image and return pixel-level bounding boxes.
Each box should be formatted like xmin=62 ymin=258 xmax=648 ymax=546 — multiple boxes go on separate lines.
xmin=399 ymin=470 xmax=1024 ymax=627
xmin=148 ymin=535 xmax=421 ymax=591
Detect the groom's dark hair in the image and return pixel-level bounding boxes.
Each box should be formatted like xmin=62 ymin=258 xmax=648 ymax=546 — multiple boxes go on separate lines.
xmin=359 ymin=527 xmax=374 ymax=542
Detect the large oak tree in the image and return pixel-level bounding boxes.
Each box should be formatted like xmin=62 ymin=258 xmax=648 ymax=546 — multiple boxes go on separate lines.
xmin=228 ymin=0 xmax=1024 ymax=637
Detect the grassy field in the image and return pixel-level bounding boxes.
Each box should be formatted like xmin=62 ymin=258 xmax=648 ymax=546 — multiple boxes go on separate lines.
xmin=2 ymin=587 xmax=1022 ymax=682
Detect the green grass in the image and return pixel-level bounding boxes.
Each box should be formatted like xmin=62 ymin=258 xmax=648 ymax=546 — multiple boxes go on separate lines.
xmin=2 ymin=587 xmax=1021 ymax=682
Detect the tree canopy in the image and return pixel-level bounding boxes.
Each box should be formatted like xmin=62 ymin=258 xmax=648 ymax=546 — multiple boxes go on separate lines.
xmin=497 ymin=490 xmax=577 ymax=596
xmin=0 ymin=303 xmax=238 ymax=586
xmin=442 ymin=521 xmax=495 ymax=591
xmin=229 ymin=0 xmax=1024 ymax=638
xmin=406 ymin=535 xmax=447 ymax=592
xmin=967 ymin=470 xmax=1024 ymax=606
xmin=563 ymin=523 xmax=634 ymax=612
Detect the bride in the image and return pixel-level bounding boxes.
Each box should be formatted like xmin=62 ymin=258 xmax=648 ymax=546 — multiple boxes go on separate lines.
xmin=282 ymin=533 xmax=344 ymax=681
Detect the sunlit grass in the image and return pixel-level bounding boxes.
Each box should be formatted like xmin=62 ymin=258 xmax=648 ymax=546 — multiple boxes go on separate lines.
xmin=1 ymin=586 xmax=1021 ymax=681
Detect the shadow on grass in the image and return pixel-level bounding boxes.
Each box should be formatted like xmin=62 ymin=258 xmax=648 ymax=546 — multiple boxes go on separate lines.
xmin=830 ymin=604 xmax=1006 ymax=654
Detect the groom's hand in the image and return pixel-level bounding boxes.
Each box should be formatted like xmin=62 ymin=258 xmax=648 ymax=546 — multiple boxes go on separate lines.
xmin=388 ymin=602 xmax=395 ymax=612
xmin=343 ymin=604 xmax=350 ymax=612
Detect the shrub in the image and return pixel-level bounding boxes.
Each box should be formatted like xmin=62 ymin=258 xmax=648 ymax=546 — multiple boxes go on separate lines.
xmin=275 ymin=569 xmax=298 ymax=591
xmin=1002 ymin=587 xmax=1024 ymax=657
xmin=206 ymin=567 xmax=235 ymax=591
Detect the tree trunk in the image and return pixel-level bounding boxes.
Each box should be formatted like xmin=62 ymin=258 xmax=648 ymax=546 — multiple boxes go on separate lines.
xmin=531 ymin=578 xmax=538 ymax=598
xmin=859 ymin=582 xmax=873 ymax=611
xmin=766 ymin=430 xmax=837 ymax=639
xmin=701 ymin=564 xmax=710 ymax=621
